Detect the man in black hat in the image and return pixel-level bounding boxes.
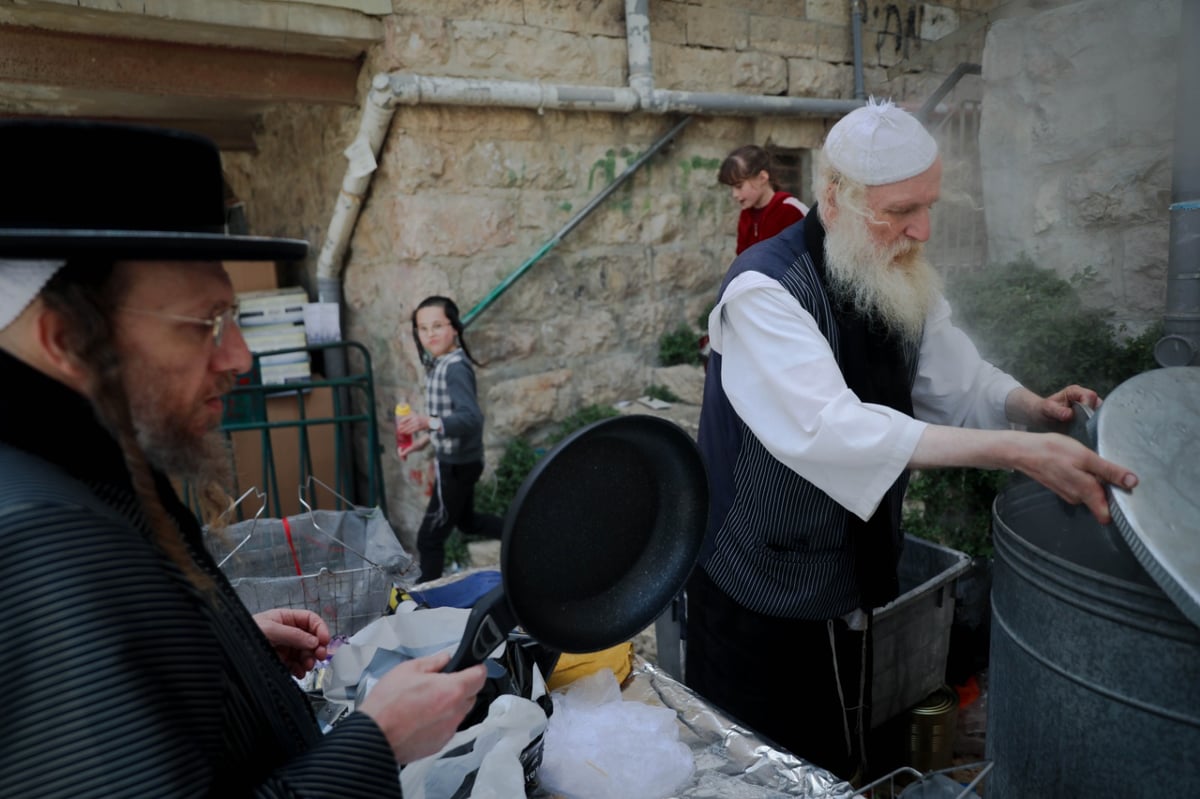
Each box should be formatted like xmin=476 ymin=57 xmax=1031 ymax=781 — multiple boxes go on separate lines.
xmin=0 ymin=120 xmax=487 ymax=797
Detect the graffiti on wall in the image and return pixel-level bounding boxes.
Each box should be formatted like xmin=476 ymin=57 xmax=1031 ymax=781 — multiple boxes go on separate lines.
xmin=871 ymin=2 xmax=924 ymax=66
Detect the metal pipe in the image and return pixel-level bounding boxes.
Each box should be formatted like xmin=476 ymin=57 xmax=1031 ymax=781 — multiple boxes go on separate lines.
xmin=916 ymin=63 xmax=982 ymax=123
xmin=462 ymin=115 xmax=694 ymax=327
xmin=643 ymin=88 xmax=862 ymax=117
xmin=851 ymin=0 xmax=866 ymax=100
xmin=1157 ymin=0 xmax=1200 ymax=366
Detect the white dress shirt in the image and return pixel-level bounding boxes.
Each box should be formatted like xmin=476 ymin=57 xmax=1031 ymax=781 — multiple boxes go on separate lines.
xmin=711 ymin=271 xmax=1021 ymax=522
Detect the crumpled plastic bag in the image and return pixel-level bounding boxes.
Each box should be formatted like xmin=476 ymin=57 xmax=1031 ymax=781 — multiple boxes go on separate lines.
xmin=319 ymin=603 xmax=553 ymax=798
xmin=402 ymin=693 xmax=549 ymax=799
xmin=538 ymin=668 xmax=694 ymax=799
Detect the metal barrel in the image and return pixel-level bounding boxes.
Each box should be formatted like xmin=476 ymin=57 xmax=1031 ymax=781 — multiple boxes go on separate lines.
xmin=987 ymin=479 xmax=1200 ymax=797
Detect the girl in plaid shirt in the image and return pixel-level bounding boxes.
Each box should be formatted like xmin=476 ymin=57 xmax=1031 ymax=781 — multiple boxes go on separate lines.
xmin=396 ymin=296 xmax=503 ymax=581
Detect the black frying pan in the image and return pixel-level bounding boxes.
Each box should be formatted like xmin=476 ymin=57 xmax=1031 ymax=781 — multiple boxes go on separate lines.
xmin=444 ymin=414 xmax=708 ymax=672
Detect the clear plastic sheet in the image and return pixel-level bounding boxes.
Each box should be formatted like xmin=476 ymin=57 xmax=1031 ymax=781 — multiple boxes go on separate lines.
xmin=531 ymin=657 xmax=858 ymax=799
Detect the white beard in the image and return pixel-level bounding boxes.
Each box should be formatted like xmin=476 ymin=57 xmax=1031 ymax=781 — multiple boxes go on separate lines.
xmin=823 ymin=214 xmax=942 ymax=346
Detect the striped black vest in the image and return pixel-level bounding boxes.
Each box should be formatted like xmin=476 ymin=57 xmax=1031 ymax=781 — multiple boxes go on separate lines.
xmin=696 ymin=210 xmax=916 ymax=619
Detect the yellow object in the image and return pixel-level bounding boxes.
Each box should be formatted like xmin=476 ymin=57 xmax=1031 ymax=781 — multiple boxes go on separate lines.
xmin=546 ymin=642 xmax=634 ymax=691
xmin=394 ymin=402 xmax=411 ymax=417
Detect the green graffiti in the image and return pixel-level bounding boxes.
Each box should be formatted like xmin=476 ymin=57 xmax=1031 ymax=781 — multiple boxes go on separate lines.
xmin=587 ymin=150 xmax=618 ymax=192
xmin=560 ymin=202 xmax=573 ymax=213
xmin=679 ymin=155 xmax=721 ymax=190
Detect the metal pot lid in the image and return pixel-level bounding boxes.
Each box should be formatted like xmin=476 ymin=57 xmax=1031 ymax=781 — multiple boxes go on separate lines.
xmin=1095 ymin=366 xmax=1200 ymax=627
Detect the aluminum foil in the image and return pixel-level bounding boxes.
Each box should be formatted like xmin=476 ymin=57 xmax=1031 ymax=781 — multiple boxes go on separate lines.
xmin=530 ymin=657 xmax=858 ymax=799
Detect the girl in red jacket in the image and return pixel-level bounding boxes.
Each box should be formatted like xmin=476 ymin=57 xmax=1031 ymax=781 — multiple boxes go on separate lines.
xmin=719 ymin=145 xmax=809 ymax=254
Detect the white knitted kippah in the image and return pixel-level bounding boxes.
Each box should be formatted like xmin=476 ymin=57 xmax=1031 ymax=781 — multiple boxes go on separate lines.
xmin=0 ymin=259 xmax=65 ymax=331
xmin=824 ymin=97 xmax=938 ymax=186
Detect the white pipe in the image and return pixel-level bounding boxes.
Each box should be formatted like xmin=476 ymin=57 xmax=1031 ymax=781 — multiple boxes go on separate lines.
xmin=625 ymin=0 xmax=654 ymax=99
xmin=317 ymin=11 xmax=867 ymax=287
xmin=315 ymin=74 xmax=400 ymax=286
xmin=386 ymin=73 xmax=640 ymax=113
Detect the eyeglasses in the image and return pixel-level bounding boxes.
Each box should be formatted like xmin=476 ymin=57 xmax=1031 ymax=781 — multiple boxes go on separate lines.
xmin=118 ymin=303 xmax=241 ymax=348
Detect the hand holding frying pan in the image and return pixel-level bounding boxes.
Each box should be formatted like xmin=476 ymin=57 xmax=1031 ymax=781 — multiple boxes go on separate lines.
xmin=445 ymin=414 xmax=709 ymax=672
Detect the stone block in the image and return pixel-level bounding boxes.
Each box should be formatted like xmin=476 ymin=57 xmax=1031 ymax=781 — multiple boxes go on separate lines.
xmin=448 ymin=20 xmax=624 ymax=84
xmin=749 ymin=14 xmax=821 ymax=59
xmin=652 ymin=248 xmax=726 ymax=294
xmin=379 ymin=14 xmax=450 ymax=71
xmin=1121 ymin=224 xmax=1169 ymax=319
xmin=523 ymin=0 xmax=626 ymax=37
xmin=486 ymin=369 xmax=574 ymax=438
xmin=567 ymin=353 xmax=651 ymax=407
xmin=815 ymin=22 xmax=853 ymax=64
xmin=787 ymin=57 xmax=852 ymax=99
xmin=649 ymin=0 xmax=688 ymax=46
xmin=654 ymin=43 xmax=738 ymax=92
xmin=754 ymin=116 xmax=827 ymax=150
xmin=389 ymin=0 xmax=524 ymax=24
xmin=386 ymin=194 xmax=517 ymax=259
xmin=919 ymin=4 xmax=960 ymax=41
xmin=732 ymin=51 xmax=788 ymax=95
xmin=807 ymin=0 xmax=851 ymax=26
xmin=686 ymin=5 xmax=747 ymax=50
xmin=540 ymin=307 xmax=621 ymax=359
xmin=650 ymin=364 xmax=706 ymax=406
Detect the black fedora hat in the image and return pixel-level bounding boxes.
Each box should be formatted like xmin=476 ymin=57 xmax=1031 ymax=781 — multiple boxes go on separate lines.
xmin=0 ymin=119 xmax=307 ymax=261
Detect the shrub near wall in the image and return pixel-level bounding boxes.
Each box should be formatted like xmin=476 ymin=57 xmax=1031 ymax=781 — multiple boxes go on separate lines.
xmin=905 ymin=259 xmax=1160 ymax=557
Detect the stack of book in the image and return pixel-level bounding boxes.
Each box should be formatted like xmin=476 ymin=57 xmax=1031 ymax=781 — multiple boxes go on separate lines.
xmin=237 ymin=287 xmax=311 ymax=385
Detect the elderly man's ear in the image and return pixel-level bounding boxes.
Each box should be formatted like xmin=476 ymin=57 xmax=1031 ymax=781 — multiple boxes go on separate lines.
xmin=0 ymin=300 xmax=91 ymax=393
xmin=820 ymin=182 xmax=840 ymax=225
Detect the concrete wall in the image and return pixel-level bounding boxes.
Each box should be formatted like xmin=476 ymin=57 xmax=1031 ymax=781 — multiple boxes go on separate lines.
xmin=980 ymin=0 xmax=1180 ymax=328
xmin=224 ymin=0 xmax=998 ymax=545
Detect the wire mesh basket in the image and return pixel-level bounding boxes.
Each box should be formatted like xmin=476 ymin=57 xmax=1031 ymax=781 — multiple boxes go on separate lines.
xmin=203 ymin=482 xmax=417 ymax=636
xmin=855 ymin=760 xmax=992 ymax=798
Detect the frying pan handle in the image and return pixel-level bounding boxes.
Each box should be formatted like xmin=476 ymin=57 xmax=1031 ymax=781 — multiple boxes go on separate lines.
xmin=443 ymin=584 xmax=519 ymax=673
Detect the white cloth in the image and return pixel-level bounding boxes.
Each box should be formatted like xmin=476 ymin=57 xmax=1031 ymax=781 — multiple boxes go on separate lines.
xmin=0 ymin=259 xmax=64 ymax=331
xmin=709 ymin=271 xmax=1020 ymax=522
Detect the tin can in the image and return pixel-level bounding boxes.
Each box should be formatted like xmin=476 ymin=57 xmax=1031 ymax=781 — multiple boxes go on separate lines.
xmin=908 ymin=684 xmax=958 ymax=773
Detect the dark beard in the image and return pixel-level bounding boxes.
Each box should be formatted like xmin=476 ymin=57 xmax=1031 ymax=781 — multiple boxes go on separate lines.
xmin=127 ymin=372 xmax=236 ymax=490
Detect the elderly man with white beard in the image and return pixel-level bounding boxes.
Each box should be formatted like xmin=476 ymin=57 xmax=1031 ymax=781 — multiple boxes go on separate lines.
xmin=684 ymin=99 xmax=1139 ymax=782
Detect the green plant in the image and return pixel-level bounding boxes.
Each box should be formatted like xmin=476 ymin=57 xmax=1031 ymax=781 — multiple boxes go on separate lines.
xmin=658 ymin=323 xmax=703 ymax=366
xmin=474 ymin=404 xmax=621 ymax=520
xmin=905 ymin=258 xmax=1160 ymax=557
xmin=444 ymin=529 xmax=470 ymax=572
xmin=549 ymin=403 xmax=621 ymax=444
xmin=644 ymin=384 xmax=680 ymax=403
xmin=476 ymin=437 xmax=540 ymax=518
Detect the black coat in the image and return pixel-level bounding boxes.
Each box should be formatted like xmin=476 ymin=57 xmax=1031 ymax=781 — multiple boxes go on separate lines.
xmin=0 ymin=349 xmax=402 ymax=798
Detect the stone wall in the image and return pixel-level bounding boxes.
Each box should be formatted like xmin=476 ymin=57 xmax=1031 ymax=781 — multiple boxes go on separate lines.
xmin=225 ymin=0 xmax=997 ymax=546
xmin=979 ymin=0 xmax=1180 ymax=328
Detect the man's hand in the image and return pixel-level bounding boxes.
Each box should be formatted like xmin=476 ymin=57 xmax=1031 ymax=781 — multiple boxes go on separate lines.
xmin=912 ymin=425 xmax=1138 ymax=525
xmin=1007 ymin=431 xmax=1137 ymax=524
xmin=1006 ymin=384 xmax=1100 ymax=429
xmin=359 ymin=650 xmax=489 ymax=764
xmin=253 ymin=608 xmax=331 ymax=678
